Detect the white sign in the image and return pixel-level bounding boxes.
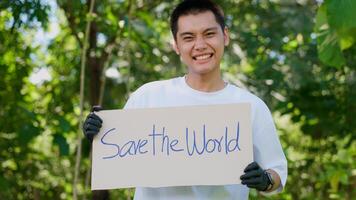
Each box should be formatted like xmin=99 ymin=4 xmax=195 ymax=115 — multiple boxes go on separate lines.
xmin=91 ymin=103 xmax=252 ymax=190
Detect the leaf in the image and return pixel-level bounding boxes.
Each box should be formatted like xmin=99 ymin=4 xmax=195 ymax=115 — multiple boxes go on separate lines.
xmin=325 ymin=0 xmax=356 ymax=51
xmin=326 ymin=0 xmax=356 ymax=30
xmin=59 ymin=117 xmax=71 ymax=133
xmin=19 ymin=123 xmax=39 ymax=145
xmin=317 ymin=29 xmax=345 ymax=67
xmin=315 ymin=4 xmax=328 ymax=31
xmin=315 ymin=4 xmax=345 ymax=67
xmin=338 ymin=27 xmax=356 ymax=50
xmin=53 ymin=134 xmax=69 ymax=156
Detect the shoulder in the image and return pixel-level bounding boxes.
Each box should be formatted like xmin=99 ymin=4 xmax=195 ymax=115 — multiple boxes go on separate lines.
xmin=124 ymin=77 xmax=180 ymax=109
xmin=226 ymin=84 xmax=273 ymax=120
xmin=229 ymin=84 xmax=267 ymax=107
xmin=132 ymin=77 xmax=179 ymax=96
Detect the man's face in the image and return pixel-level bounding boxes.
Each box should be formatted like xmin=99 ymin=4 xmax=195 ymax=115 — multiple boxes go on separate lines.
xmin=174 ymin=11 xmax=229 ymax=77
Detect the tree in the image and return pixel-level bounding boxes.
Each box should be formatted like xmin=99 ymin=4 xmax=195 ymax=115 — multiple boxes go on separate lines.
xmin=0 ymin=0 xmax=355 ymax=199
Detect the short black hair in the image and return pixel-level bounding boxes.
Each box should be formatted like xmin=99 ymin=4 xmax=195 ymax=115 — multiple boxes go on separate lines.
xmin=170 ymin=0 xmax=225 ymax=41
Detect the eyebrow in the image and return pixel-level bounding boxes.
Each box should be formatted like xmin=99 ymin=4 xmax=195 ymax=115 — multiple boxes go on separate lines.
xmin=179 ymin=27 xmax=219 ymax=37
xmin=203 ymin=27 xmax=219 ymax=33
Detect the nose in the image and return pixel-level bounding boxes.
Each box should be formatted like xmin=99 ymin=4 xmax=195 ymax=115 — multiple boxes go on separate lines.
xmin=194 ymin=36 xmax=207 ymax=51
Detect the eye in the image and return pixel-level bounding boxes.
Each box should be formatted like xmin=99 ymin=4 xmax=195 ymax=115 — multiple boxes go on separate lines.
xmin=206 ymin=32 xmax=215 ymax=37
xmin=183 ymin=36 xmax=194 ymax=42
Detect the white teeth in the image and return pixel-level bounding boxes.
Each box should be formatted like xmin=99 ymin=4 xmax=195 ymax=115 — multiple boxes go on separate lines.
xmin=195 ymin=54 xmax=211 ymax=60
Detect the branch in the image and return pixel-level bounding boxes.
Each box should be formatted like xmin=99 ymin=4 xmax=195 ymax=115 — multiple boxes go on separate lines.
xmin=73 ymin=0 xmax=96 ymax=199
xmin=58 ymin=1 xmax=83 ymax=48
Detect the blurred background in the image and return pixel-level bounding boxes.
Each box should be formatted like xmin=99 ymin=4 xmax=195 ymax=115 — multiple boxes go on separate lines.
xmin=0 ymin=0 xmax=355 ymax=199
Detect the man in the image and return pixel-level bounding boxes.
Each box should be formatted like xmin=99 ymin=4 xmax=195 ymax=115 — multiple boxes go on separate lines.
xmin=84 ymin=0 xmax=287 ymax=199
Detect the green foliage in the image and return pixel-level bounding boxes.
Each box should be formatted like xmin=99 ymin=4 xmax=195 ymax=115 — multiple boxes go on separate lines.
xmin=0 ymin=0 xmax=355 ymax=199
xmin=315 ymin=0 xmax=356 ymax=67
xmin=0 ymin=0 xmax=50 ymax=29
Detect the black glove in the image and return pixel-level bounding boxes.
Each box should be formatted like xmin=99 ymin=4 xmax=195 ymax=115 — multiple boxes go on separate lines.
xmin=240 ymin=162 xmax=272 ymax=191
xmin=83 ymin=106 xmax=103 ymax=142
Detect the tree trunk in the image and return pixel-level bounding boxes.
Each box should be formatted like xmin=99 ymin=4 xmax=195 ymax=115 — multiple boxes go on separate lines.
xmin=92 ymin=190 xmax=109 ymax=200
xmin=86 ymin=2 xmax=110 ymax=199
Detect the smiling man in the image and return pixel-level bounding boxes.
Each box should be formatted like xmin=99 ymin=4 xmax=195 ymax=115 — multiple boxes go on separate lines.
xmin=83 ymin=0 xmax=287 ymax=199
xmin=173 ymin=10 xmax=229 ymax=92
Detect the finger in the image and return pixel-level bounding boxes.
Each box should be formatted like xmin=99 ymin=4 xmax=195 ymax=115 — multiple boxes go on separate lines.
xmin=85 ymin=131 xmax=96 ymax=141
xmin=245 ymin=184 xmax=261 ymax=190
xmin=246 ymin=183 xmax=267 ymax=191
xmin=86 ymin=130 xmax=98 ymax=135
xmin=89 ymin=113 xmax=103 ymax=123
xmin=85 ymin=124 xmax=100 ymax=133
xmin=85 ymin=131 xmax=98 ymax=140
xmin=241 ymin=177 xmax=262 ymax=186
xmin=244 ymin=162 xmax=259 ymax=172
xmin=87 ymin=117 xmax=102 ymax=128
xmin=240 ymin=170 xmax=262 ymax=180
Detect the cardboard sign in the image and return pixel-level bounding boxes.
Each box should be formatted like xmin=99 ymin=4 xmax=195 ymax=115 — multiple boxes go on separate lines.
xmin=91 ymin=103 xmax=252 ymax=190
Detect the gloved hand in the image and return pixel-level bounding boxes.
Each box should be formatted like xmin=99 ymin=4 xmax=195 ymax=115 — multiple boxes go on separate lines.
xmin=83 ymin=106 xmax=103 ymax=142
xmin=240 ymin=162 xmax=272 ymax=191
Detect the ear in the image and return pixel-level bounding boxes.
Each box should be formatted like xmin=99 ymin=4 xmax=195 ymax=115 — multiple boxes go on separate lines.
xmin=223 ymin=27 xmax=230 ymax=46
xmin=171 ymin=40 xmax=180 ymax=55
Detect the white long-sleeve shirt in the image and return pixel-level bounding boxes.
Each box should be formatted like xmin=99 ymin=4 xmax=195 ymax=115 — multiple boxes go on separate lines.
xmin=123 ymin=77 xmax=287 ymax=200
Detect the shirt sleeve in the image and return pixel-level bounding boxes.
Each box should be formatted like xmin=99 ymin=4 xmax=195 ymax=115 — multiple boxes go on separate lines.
xmin=123 ymin=93 xmax=137 ymax=109
xmin=123 ymin=86 xmax=145 ymax=109
xmin=252 ymin=99 xmax=288 ymax=194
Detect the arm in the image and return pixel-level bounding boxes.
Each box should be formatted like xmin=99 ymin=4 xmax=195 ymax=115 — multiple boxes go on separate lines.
xmin=240 ymin=162 xmax=281 ymax=193
xmin=249 ymin=99 xmax=288 ymax=193
xmin=240 ymin=162 xmax=281 ymax=192
xmin=264 ymin=169 xmax=281 ymax=192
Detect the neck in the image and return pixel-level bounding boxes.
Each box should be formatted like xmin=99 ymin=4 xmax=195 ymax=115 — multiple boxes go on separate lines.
xmin=185 ymin=73 xmax=226 ymax=92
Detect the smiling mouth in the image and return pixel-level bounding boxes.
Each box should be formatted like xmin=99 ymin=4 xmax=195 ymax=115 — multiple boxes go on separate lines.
xmin=193 ymin=53 xmax=213 ymax=60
